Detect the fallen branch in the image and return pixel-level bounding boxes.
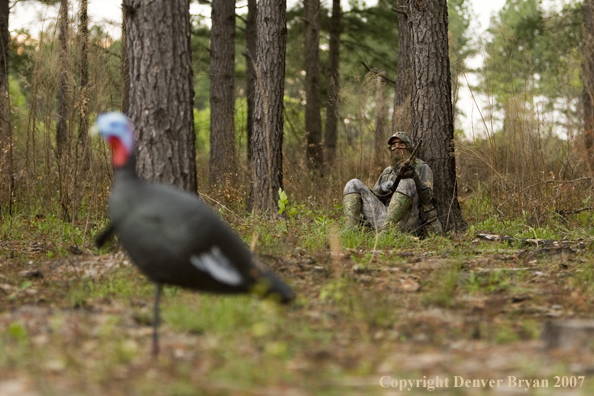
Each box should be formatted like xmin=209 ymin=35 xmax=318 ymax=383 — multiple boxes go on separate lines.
xmin=557 ymin=206 xmax=594 ymax=216
xmin=476 ymin=233 xmax=567 ymax=248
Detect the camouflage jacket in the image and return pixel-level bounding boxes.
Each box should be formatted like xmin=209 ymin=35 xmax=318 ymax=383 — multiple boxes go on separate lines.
xmin=371 ymin=158 xmax=434 ymax=208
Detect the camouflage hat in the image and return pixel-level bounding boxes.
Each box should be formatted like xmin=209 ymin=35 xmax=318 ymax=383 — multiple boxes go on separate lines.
xmin=388 ymin=131 xmax=413 ymax=150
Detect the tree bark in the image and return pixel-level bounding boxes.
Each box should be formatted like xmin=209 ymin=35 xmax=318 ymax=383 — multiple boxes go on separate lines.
xmin=409 ymin=0 xmax=467 ymax=232
xmin=77 ymin=0 xmax=90 ymax=174
xmin=250 ymin=0 xmax=287 ymax=214
xmin=324 ymin=0 xmax=340 ymax=166
xmin=56 ymin=0 xmax=69 ymax=159
xmin=304 ymin=0 xmax=323 ymax=172
xmin=209 ymin=0 xmax=236 ymax=185
xmin=70 ymin=0 xmax=90 ymax=222
xmin=374 ymin=73 xmax=388 ymax=168
xmin=124 ymin=0 xmax=197 ymax=192
xmin=0 ymin=0 xmax=12 ymax=212
xmin=246 ymin=0 xmax=257 ymax=165
xmin=392 ymin=0 xmax=412 ymax=134
xmin=77 ymin=0 xmax=88 ymax=142
xmin=121 ymin=4 xmax=130 ymax=115
xmin=584 ymin=0 xmax=594 ymax=175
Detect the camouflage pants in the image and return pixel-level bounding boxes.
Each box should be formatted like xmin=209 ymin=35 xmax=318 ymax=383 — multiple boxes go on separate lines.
xmin=343 ymin=179 xmax=388 ymax=230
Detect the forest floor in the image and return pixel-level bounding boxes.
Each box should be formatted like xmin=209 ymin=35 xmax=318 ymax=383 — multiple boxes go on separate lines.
xmin=2 ymin=217 xmax=594 ymax=395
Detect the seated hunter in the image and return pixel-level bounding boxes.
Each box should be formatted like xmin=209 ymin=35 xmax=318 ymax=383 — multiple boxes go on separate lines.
xmin=342 ymin=132 xmax=442 ymax=236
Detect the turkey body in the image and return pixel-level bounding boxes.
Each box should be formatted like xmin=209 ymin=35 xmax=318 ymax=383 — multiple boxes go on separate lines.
xmin=110 ymin=166 xmax=294 ymax=300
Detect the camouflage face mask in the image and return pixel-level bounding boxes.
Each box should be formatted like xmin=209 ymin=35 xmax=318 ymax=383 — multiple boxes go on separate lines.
xmin=391 ymin=147 xmax=408 ymax=166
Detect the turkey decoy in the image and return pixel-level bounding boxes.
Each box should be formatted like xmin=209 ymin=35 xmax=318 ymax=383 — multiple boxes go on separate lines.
xmin=93 ymin=112 xmax=295 ymax=355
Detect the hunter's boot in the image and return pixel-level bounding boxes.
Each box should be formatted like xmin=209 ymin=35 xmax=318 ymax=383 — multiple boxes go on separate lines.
xmin=422 ymin=205 xmax=443 ymax=236
xmin=343 ymin=193 xmax=363 ymax=230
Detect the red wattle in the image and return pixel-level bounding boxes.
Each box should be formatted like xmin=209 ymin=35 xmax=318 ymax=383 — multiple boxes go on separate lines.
xmin=108 ymin=136 xmax=129 ymax=167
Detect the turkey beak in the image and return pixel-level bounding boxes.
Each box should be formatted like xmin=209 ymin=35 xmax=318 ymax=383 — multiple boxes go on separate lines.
xmin=90 ymin=125 xmax=100 ymax=136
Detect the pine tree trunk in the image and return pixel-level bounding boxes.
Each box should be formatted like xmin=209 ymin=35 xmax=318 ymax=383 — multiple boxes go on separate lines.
xmin=0 ymin=0 xmax=12 ymax=212
xmin=246 ymin=0 xmax=257 ymax=164
xmin=56 ymin=0 xmax=69 ymax=159
xmin=410 ymin=0 xmax=467 ymax=232
xmin=583 ymin=0 xmax=594 ymax=174
xmin=209 ymin=0 xmax=236 ymax=185
xmin=121 ymin=5 xmax=130 ymax=115
xmin=374 ymin=73 xmax=388 ymax=168
xmin=392 ymin=0 xmax=412 ymax=134
xmin=77 ymin=0 xmax=90 ymax=168
xmin=304 ymin=0 xmax=323 ymax=172
xmin=70 ymin=0 xmax=90 ymax=222
xmin=124 ymin=0 xmax=197 ymax=192
xmin=78 ymin=0 xmax=88 ymax=142
xmin=324 ymin=0 xmax=340 ymax=166
xmin=250 ymin=0 xmax=287 ymax=214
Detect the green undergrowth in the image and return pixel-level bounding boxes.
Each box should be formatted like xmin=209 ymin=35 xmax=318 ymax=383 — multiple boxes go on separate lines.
xmin=1 ymin=208 xmax=110 ymax=258
xmin=67 ymin=266 xmax=154 ymax=307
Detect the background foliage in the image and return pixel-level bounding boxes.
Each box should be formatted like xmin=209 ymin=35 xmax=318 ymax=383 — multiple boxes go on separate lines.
xmin=2 ymin=0 xmax=593 ymax=235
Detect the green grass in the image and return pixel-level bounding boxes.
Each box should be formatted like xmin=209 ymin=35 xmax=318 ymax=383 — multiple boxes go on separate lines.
xmin=461 ymin=270 xmax=511 ymax=294
xmin=67 ymin=267 xmax=154 ymax=307
xmin=1 ymin=209 xmax=110 ymax=257
xmin=422 ymin=262 xmax=461 ymax=308
xmin=164 ymin=294 xmax=273 ymax=335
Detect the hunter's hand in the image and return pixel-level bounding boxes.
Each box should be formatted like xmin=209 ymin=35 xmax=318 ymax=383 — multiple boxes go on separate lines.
xmin=380 ymin=180 xmax=394 ymax=193
xmin=399 ymin=164 xmax=416 ymax=179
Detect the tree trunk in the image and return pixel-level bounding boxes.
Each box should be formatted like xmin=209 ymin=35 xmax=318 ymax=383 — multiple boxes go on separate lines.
xmin=56 ymin=0 xmax=69 ymax=159
xmin=374 ymin=73 xmax=388 ymax=168
xmin=0 ymin=0 xmax=12 ymax=213
xmin=324 ymin=0 xmax=340 ymax=166
xmin=410 ymin=0 xmax=467 ymax=232
xmin=392 ymin=0 xmax=412 ymax=134
xmin=209 ymin=0 xmax=236 ymax=186
xmin=250 ymin=0 xmax=287 ymax=214
xmin=121 ymin=5 xmax=130 ymax=115
xmin=583 ymin=0 xmax=594 ymax=174
xmin=70 ymin=0 xmax=90 ymax=222
xmin=246 ymin=0 xmax=257 ymax=165
xmin=124 ymin=0 xmax=197 ymax=192
xmin=77 ymin=0 xmax=90 ymax=166
xmin=77 ymin=0 xmax=88 ymax=142
xmin=304 ymin=0 xmax=323 ymax=173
